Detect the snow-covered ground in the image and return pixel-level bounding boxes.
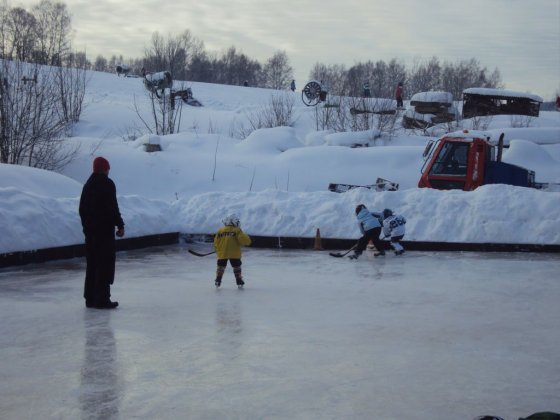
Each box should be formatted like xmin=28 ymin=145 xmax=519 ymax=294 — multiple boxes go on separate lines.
xmin=1 ymin=68 xmax=560 ymax=253
xmin=1 ymin=246 xmax=558 ymax=419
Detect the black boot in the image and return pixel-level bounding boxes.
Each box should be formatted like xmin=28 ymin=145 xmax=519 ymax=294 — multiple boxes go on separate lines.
xmin=94 ymin=300 xmax=118 ymax=309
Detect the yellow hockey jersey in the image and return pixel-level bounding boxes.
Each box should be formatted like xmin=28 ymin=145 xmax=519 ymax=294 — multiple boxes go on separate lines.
xmin=213 ymin=226 xmax=251 ymax=259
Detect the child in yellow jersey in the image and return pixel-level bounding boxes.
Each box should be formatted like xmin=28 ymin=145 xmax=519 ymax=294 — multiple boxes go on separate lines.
xmin=213 ymin=214 xmax=251 ymax=287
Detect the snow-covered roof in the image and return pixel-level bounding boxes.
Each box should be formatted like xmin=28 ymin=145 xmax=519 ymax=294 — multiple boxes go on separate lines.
xmin=410 ymin=91 xmax=453 ymax=104
xmin=463 ymin=88 xmax=543 ymax=102
xmin=404 ymin=105 xmax=458 ymax=120
xmin=440 ymin=129 xmax=492 ymax=142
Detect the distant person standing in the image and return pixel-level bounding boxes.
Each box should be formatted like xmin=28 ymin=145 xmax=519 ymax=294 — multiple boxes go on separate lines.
xmin=290 ymin=79 xmax=296 ymax=92
xmin=79 ymin=157 xmax=125 ymax=309
xmin=363 ymin=80 xmax=371 ymax=98
xmin=395 ymin=82 xmax=404 ymax=108
xmin=556 ymin=95 xmax=560 ymax=111
xmin=243 ymin=80 xmax=249 ymax=87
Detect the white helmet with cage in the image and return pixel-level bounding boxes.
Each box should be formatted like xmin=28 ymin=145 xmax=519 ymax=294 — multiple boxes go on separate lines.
xmin=222 ymin=214 xmax=240 ymax=227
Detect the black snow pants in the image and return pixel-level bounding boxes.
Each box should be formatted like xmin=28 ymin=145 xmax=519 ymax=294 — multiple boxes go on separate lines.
xmin=355 ymin=227 xmax=383 ymax=254
xmin=84 ymin=230 xmax=116 ymax=305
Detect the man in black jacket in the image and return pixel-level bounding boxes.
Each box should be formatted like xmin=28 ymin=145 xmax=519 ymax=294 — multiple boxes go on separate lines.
xmin=79 ymin=157 xmax=125 ymax=309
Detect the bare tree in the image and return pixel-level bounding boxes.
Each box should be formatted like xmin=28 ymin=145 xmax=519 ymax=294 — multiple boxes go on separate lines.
xmin=187 ymin=50 xmax=214 ymax=82
xmin=0 ymin=60 xmax=79 ymax=170
xmin=441 ymin=58 xmax=502 ymax=99
xmin=32 ymin=0 xmax=72 ymax=65
xmin=262 ymin=50 xmax=293 ymax=90
xmin=209 ymin=46 xmax=262 ymax=86
xmin=93 ymin=54 xmax=108 ymax=72
xmin=308 ymin=62 xmax=347 ymax=95
xmin=407 ymin=56 xmax=441 ymax=95
xmin=55 ymin=61 xmax=88 ymax=124
xmin=134 ymin=81 xmax=184 ymax=136
xmin=238 ymin=92 xmax=295 ymax=138
xmin=385 ymin=58 xmax=407 ymax=97
xmin=144 ymin=30 xmax=205 ymax=79
xmin=4 ymin=7 xmax=37 ymax=61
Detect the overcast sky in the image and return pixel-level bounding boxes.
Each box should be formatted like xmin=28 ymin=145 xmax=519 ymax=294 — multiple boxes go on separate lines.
xmin=14 ymin=0 xmax=560 ymax=99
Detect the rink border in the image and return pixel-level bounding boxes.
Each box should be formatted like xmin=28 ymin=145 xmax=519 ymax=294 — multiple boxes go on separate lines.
xmin=182 ymin=234 xmax=560 ymax=254
xmin=1 ymin=232 xmax=558 ymax=268
xmin=0 ymin=233 xmax=179 ymax=268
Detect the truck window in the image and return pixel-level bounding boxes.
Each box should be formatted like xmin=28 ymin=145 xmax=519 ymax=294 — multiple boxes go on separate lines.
xmin=429 ymin=142 xmax=469 ymax=176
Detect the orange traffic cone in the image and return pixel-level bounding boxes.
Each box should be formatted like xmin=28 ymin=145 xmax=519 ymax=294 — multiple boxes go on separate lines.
xmin=314 ymin=228 xmax=323 ymax=250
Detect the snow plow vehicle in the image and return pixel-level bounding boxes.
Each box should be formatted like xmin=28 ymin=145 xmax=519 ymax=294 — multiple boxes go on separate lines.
xmin=418 ymin=130 xmax=553 ymax=191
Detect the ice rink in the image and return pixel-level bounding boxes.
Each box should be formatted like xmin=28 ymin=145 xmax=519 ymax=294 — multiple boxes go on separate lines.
xmin=1 ymin=246 xmax=559 ymax=420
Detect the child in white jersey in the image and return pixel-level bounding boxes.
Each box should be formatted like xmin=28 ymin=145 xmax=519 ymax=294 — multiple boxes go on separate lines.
xmin=381 ymin=208 xmax=406 ymax=255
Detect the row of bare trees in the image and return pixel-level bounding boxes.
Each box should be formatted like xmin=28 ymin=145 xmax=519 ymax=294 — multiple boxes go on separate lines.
xmin=309 ymin=57 xmax=503 ymax=100
xmin=89 ymin=30 xmax=295 ymax=90
xmin=0 ymin=0 xmax=72 ymax=65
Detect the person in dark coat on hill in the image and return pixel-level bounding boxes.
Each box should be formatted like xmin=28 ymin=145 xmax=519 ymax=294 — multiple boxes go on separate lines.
xmin=395 ymin=81 xmax=404 ymax=108
xmin=79 ymin=157 xmax=125 ymax=309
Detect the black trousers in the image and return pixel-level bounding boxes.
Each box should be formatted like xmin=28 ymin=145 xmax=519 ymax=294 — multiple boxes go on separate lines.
xmin=217 ymin=259 xmax=242 ymax=268
xmin=355 ymin=227 xmax=383 ymax=254
xmin=84 ymin=232 xmax=116 ymax=304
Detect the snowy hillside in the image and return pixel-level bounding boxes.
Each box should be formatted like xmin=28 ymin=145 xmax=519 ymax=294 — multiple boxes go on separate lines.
xmin=1 ymin=68 xmax=560 ymax=253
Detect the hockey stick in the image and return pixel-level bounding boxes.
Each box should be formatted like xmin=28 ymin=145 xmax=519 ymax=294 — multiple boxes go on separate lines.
xmin=188 ymin=249 xmax=216 ymax=257
xmin=329 ymin=244 xmax=357 ymax=258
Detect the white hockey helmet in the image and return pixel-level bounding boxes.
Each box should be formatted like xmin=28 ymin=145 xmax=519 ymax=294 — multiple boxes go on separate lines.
xmin=222 ymin=214 xmax=240 ymax=227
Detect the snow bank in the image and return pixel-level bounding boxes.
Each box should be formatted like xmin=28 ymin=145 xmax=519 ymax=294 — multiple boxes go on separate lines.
xmin=3 ymin=168 xmax=560 ymax=253
xmin=237 ymin=127 xmax=304 ymax=153
xmin=0 ymin=187 xmax=178 ymax=253
xmin=485 ymin=127 xmax=560 ymax=145
xmin=325 ymin=129 xmax=381 ymax=146
xmin=0 ymin=164 xmax=82 ymax=198
xmin=173 ymin=186 xmax=560 ymax=245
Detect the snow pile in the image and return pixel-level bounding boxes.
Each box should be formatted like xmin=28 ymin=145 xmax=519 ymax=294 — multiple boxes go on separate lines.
xmin=324 ymin=129 xmax=381 ymax=147
xmin=3 ymin=164 xmax=559 ymax=253
xmin=0 ymin=164 xmax=82 ymax=198
xmin=174 ymin=186 xmax=560 ymax=245
xmin=237 ymin=127 xmax=303 ymax=153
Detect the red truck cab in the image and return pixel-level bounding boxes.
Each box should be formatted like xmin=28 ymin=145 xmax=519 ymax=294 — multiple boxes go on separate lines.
xmin=418 ymin=131 xmax=535 ymax=191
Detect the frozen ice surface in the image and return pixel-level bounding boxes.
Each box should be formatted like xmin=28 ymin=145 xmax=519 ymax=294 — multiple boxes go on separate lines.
xmin=0 ymin=246 xmax=559 ymax=419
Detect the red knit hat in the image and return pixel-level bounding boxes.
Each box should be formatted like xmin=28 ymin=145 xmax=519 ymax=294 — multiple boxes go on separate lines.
xmin=93 ymin=157 xmax=110 ymax=173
